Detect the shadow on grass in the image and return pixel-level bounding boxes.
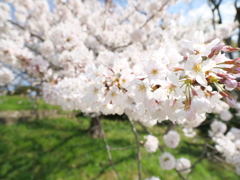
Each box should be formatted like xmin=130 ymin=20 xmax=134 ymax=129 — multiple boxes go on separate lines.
xmin=20 ymin=119 xmax=86 ymax=133
xmin=90 ymin=152 xmax=136 ymax=180
xmin=0 ymin=118 xmax=137 ymax=180
xmin=176 ymin=141 xmax=203 ymax=157
xmin=0 ymin=119 xmax=94 ymax=180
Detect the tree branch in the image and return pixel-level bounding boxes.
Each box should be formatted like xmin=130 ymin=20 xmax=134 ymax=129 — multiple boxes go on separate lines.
xmin=186 ymin=143 xmax=208 ymax=179
xmin=139 ymin=1 xmax=169 ymax=30
xmin=109 ymin=146 xmax=136 ymax=151
xmin=8 ymin=20 xmax=45 ymax=42
xmin=96 ymin=116 xmax=122 ymax=180
xmin=129 ymin=119 xmax=142 ymax=180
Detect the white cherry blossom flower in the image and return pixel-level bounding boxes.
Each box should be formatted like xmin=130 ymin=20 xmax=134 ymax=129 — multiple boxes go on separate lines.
xmin=145 ymin=176 xmax=161 ymax=180
xmin=209 ymin=120 xmax=227 ymax=137
xmin=0 ymin=67 xmax=14 ymax=85
xmin=185 ymin=55 xmax=216 ymax=86
xmin=182 ymin=31 xmax=220 ymax=56
xmin=128 ymin=79 xmax=151 ymax=103
xmin=175 ymin=157 xmax=191 ymax=174
xmin=159 ymin=152 xmax=176 ymax=170
xmin=220 ymin=110 xmax=233 ymax=121
xmin=144 ymin=135 xmax=159 ymax=153
xmin=163 ymin=130 xmax=180 ymax=149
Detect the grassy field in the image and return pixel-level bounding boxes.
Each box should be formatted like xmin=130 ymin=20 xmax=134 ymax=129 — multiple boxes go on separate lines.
xmin=0 ymin=96 xmax=239 ymax=180
xmin=0 ymin=95 xmax=62 ymax=111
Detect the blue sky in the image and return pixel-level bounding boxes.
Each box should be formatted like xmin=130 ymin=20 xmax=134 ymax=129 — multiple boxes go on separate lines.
xmin=112 ymin=0 xmax=207 ymax=14
xmin=112 ymin=0 xmax=236 ymax=22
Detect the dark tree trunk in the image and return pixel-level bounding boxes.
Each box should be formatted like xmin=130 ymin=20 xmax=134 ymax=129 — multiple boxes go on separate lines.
xmin=165 ymin=120 xmax=175 ymax=134
xmin=88 ymin=116 xmax=103 ymax=138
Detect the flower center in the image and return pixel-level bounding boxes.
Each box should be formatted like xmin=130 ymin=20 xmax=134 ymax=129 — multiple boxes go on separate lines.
xmin=193 ymin=63 xmax=202 ymax=72
xmin=138 ymin=84 xmax=146 ymax=92
xmin=111 ymin=92 xmax=116 ymax=97
xmin=163 ymin=157 xmax=169 ymax=162
xmin=121 ymin=79 xmax=126 ymax=83
xmin=93 ymin=88 xmax=99 ymax=94
xmin=167 ymin=85 xmax=175 ymax=94
xmin=151 ymin=69 xmax=158 ymax=75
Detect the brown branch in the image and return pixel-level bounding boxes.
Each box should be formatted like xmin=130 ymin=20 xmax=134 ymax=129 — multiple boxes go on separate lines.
xmin=119 ymin=10 xmax=135 ymax=24
xmin=109 ymin=146 xmax=136 ymax=151
xmin=186 ymin=143 xmax=208 ymax=179
xmin=8 ymin=20 xmax=44 ymax=42
xmin=139 ymin=1 xmax=169 ymax=30
xmin=119 ymin=5 xmax=140 ymax=25
xmin=129 ymin=119 xmax=142 ymax=180
xmin=110 ymin=0 xmax=168 ymax=54
xmin=138 ymin=121 xmax=214 ymax=180
xmin=174 ymin=169 xmax=188 ymax=180
xmin=138 ymin=122 xmax=188 ymax=180
xmin=111 ymin=42 xmax=132 ymax=51
xmin=138 ymin=121 xmax=153 ymax=135
xmin=137 ymin=121 xmax=164 ymax=153
xmin=96 ymin=116 xmax=122 ymax=180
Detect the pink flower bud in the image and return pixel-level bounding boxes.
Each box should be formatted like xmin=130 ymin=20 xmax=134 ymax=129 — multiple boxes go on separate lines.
xmin=217 ymin=73 xmax=236 ymax=81
xmin=233 ymin=67 xmax=240 ymax=73
xmin=223 ymin=96 xmax=237 ymax=107
xmin=222 ymin=67 xmax=240 ymax=74
xmin=234 ymin=58 xmax=240 ymax=64
xmin=185 ymin=108 xmax=196 ymax=121
xmin=233 ymin=58 xmax=240 ymax=67
xmin=208 ymin=44 xmax=224 ymax=58
xmin=225 ymin=79 xmax=238 ymax=89
xmin=222 ymin=46 xmax=240 ymax=52
xmin=224 ymin=60 xmax=234 ymax=65
xmin=217 ymin=73 xmax=226 ymax=78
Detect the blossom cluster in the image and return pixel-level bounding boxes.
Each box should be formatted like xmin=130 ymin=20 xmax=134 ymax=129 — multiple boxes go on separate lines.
xmin=0 ymin=0 xmax=236 ymax=83
xmin=209 ymin=118 xmax=240 ymax=175
xmin=145 ymin=176 xmax=161 ymax=180
xmin=159 ymin=152 xmax=191 ymax=173
xmin=44 ymin=31 xmax=239 ymax=130
xmin=1 ymin=0 xmax=240 ymax=177
xmin=144 ymin=130 xmax=191 ymax=173
xmin=42 ymin=30 xmax=240 ymax=174
xmin=0 ymin=66 xmax=14 ymax=85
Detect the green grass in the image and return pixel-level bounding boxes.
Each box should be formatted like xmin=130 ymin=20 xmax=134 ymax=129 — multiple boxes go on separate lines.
xmin=0 ymin=95 xmax=63 ymax=111
xmin=0 ymin=117 xmax=238 ymax=180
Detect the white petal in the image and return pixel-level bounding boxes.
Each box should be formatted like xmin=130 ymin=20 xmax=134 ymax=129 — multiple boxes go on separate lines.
xmin=182 ymin=39 xmax=194 ymax=51
xmin=192 ymin=31 xmax=204 ymax=44
xmin=202 ymin=59 xmax=216 ymax=71
xmin=196 ymin=73 xmax=207 ymax=86
xmin=167 ymin=73 xmax=179 ymax=86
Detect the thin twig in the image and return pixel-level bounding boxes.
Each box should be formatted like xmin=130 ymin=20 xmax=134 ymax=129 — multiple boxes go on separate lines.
xmin=138 ymin=121 xmax=153 ymax=135
xmin=8 ymin=20 xmax=45 ymax=41
xmin=119 ymin=11 xmax=134 ymax=24
xmin=186 ymin=143 xmax=208 ymax=179
xmin=129 ymin=119 xmax=142 ymax=180
xmin=139 ymin=1 xmax=169 ymax=29
xmin=96 ymin=116 xmax=122 ymax=180
xmin=111 ymin=42 xmax=132 ymax=51
xmin=174 ymin=169 xmax=187 ymax=180
xmin=206 ymin=143 xmax=216 ymax=150
xmin=138 ymin=121 xmax=211 ymax=180
xmin=138 ymin=121 xmax=164 ymax=153
xmin=110 ymin=146 xmax=137 ymax=151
